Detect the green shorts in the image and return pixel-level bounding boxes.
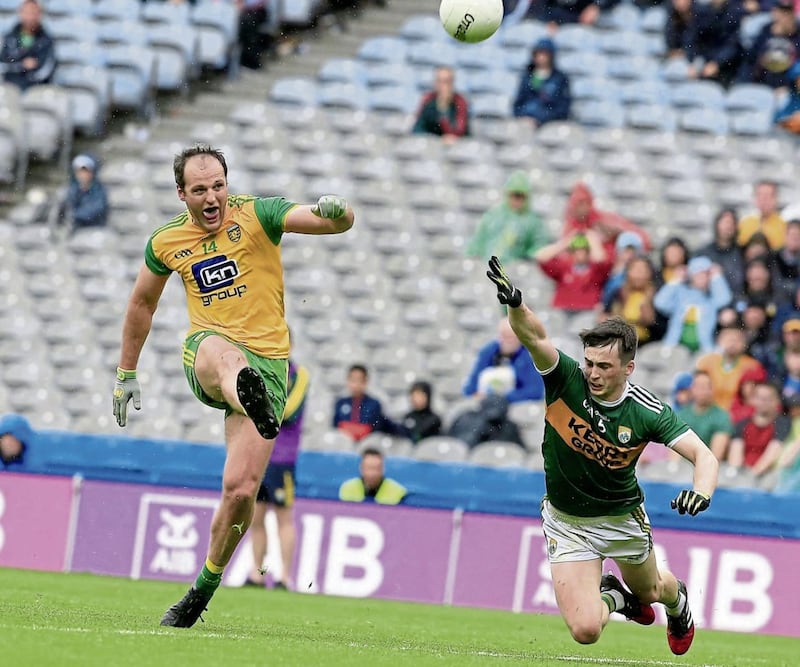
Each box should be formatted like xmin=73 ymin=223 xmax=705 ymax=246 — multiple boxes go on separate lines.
xmin=182 ymin=330 xmax=288 ymax=419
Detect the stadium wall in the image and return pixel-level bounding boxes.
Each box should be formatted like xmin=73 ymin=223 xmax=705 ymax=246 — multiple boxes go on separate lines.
xmin=0 ymin=471 xmax=798 ymax=638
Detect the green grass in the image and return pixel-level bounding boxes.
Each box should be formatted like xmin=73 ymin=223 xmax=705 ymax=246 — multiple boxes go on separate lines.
xmin=0 ymin=569 xmax=796 ymax=667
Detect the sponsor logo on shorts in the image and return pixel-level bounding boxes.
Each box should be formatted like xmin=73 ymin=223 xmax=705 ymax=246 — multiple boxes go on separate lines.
xmin=227 ymin=224 xmax=241 ymax=243
xmin=548 ymin=537 xmax=557 ymax=556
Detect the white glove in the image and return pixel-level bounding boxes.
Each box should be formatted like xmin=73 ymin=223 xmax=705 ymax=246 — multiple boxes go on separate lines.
xmin=113 ymin=367 xmax=141 ymax=427
xmin=312 ymin=195 xmax=347 ymax=220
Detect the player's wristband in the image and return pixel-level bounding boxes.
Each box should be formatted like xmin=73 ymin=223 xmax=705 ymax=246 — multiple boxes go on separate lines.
xmin=116 ymin=368 xmax=137 ymax=381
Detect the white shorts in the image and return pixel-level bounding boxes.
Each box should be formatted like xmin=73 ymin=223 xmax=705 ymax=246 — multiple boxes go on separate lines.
xmin=541 ymin=499 xmax=653 ymax=565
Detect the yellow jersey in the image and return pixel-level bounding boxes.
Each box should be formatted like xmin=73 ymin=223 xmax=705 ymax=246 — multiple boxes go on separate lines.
xmin=737 ymin=212 xmax=786 ymax=250
xmin=145 ymin=195 xmax=296 ymax=358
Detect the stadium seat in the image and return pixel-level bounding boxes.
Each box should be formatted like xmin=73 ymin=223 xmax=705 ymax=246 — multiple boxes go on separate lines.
xmin=659 ymin=57 xmax=692 ymax=83
xmin=619 ymin=79 xmax=670 ymax=107
xmin=572 ymin=77 xmax=620 ymax=104
xmin=573 ymin=100 xmax=626 ymax=128
xmin=558 ymin=51 xmax=607 ymax=78
xmin=46 ymin=15 xmax=99 ymax=45
xmin=191 ymin=0 xmax=240 ymax=70
xmin=270 ymin=77 xmax=318 ymax=106
xmin=679 ymin=107 xmax=729 ymax=135
xmin=147 ymin=24 xmax=200 ymax=92
xmin=596 ymin=3 xmax=641 ymax=31
xmin=357 ymin=432 xmax=414 ymax=459
xmin=104 ymin=44 xmax=158 ymax=118
xmin=0 ymin=104 xmax=26 ymax=187
xmin=414 ymin=436 xmax=469 ymax=463
xmin=730 ymin=110 xmax=773 ymax=136
xmin=598 ymin=30 xmax=652 ymax=57
xmin=499 ymin=20 xmax=548 ymax=49
xmin=21 ymin=85 xmax=72 ymax=165
xmin=407 ymin=40 xmax=457 ymax=68
xmin=53 ymin=64 xmax=111 ymax=137
xmin=607 ymin=55 xmax=660 ymax=81
xmin=469 ymin=441 xmax=527 ymax=468
xmin=725 ymin=83 xmax=775 ymax=114
xmin=92 ymin=0 xmax=141 ymax=23
xmin=740 ymin=12 xmax=771 ymax=50
xmin=553 ymin=25 xmax=600 ymax=53
xmin=318 ymin=82 xmax=369 ymax=110
xmin=357 ymin=36 xmax=408 ymax=64
xmin=44 ymin=0 xmax=93 ymax=18
xmin=641 ymin=5 xmax=667 ymax=34
xmin=367 ymin=85 xmax=418 ymax=114
xmin=141 ymin=0 xmax=190 ymax=25
xmin=670 ymin=80 xmax=726 ymax=110
xmin=399 ymin=14 xmax=445 ymax=42
xmin=318 ymin=58 xmax=364 ymax=85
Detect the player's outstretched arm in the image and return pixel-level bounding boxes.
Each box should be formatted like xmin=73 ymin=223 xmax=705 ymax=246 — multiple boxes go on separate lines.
xmin=284 ymin=195 xmax=354 ymax=235
xmin=113 ymin=265 xmax=169 ymax=427
xmin=486 ymin=256 xmax=558 ymax=370
xmin=670 ymin=432 xmax=719 ymax=516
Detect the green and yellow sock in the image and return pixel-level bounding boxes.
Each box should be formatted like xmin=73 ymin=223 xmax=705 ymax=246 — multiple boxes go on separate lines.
xmin=194 ymin=558 xmax=224 ymax=595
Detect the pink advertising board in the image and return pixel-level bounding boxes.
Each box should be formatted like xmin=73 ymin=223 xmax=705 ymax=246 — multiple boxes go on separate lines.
xmin=5 ymin=473 xmax=800 ymax=638
xmin=0 ymin=472 xmax=73 ymax=571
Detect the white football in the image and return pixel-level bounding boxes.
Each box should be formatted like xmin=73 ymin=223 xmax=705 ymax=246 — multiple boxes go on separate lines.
xmin=439 ymin=0 xmax=504 ymax=44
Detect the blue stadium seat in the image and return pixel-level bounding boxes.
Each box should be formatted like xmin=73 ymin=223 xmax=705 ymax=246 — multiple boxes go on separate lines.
xmin=97 ymin=19 xmax=149 ymax=47
xmin=45 ymin=15 xmax=99 ymax=45
xmin=619 ymin=79 xmax=670 ymax=106
xmin=730 ymin=110 xmax=774 ymax=136
xmin=670 ymin=80 xmax=726 ymax=110
xmin=147 ymin=24 xmax=200 ymax=92
xmin=553 ymin=25 xmax=600 ymax=53
xmin=740 ymin=12 xmax=771 ymax=50
xmin=463 ymin=68 xmax=518 ymax=96
xmin=726 ymin=83 xmax=775 ymax=114
xmin=571 ymin=77 xmax=620 ymax=103
xmin=641 ymin=5 xmax=667 ymax=34
xmin=558 ymin=51 xmax=608 ymax=78
xmin=318 ymin=58 xmax=365 ymax=85
xmin=357 ymin=36 xmax=408 ymax=64
xmin=54 ymin=40 xmax=106 ymax=67
xmin=141 ymin=0 xmax=190 ymax=25
xmin=607 ymin=55 xmax=660 ymax=81
xmin=596 ymin=3 xmax=642 ymax=31
xmin=660 ymin=58 xmax=692 ymax=83
xmin=92 ymin=0 xmax=141 ymax=23
xmin=399 ymin=14 xmax=446 ymax=42
xmin=471 ymin=93 xmax=513 ymax=119
xmin=626 ymin=103 xmax=678 ymax=132
xmin=679 ymin=107 xmax=729 ymax=135
xmin=500 ymin=20 xmax=548 ymax=49
xmin=454 ymin=40 xmax=503 ymax=70
xmin=270 ymin=77 xmax=318 ymax=106
xmin=364 ymin=62 xmax=417 ymax=88
xmin=318 ymin=81 xmax=369 ymax=110
xmin=44 ymin=0 xmax=93 ymax=18
xmin=191 ymin=1 xmax=239 ymax=70
xmin=104 ymin=44 xmax=158 ymax=119
xmin=598 ymin=30 xmax=652 ymax=57
xmin=366 ymin=85 xmax=418 ymax=114
xmin=573 ymin=99 xmax=626 ymax=128
xmin=53 ymin=64 xmax=111 ymax=137
xmin=407 ymin=40 xmax=458 ymax=68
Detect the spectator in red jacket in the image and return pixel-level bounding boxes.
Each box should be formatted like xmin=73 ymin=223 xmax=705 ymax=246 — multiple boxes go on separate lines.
xmin=412 ymin=66 xmax=470 ymax=144
xmin=561 ymin=182 xmax=650 ymax=259
xmin=535 ymin=230 xmax=612 ymax=313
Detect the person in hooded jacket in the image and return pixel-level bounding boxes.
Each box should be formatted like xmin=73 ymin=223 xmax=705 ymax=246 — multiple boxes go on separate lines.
xmin=466 ymin=170 xmax=550 ymax=264
xmin=561 ymin=182 xmax=650 ymax=259
xmin=65 ymin=154 xmax=109 ymax=230
xmin=401 ymin=380 xmax=442 ymax=444
xmin=512 ymin=38 xmax=571 ymax=129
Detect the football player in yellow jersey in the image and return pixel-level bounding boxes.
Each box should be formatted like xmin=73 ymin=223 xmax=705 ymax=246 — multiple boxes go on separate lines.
xmin=112 ymin=144 xmax=354 ymax=627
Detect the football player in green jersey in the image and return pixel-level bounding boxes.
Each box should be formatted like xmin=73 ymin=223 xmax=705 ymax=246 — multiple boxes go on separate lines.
xmin=487 ymin=257 xmax=718 ymax=656
xmin=113 ymin=145 xmax=354 ymax=628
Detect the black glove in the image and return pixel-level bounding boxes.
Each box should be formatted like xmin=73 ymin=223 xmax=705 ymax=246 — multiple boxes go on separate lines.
xmin=671 ymin=490 xmax=711 ymax=516
xmin=486 ymin=256 xmax=522 ymax=308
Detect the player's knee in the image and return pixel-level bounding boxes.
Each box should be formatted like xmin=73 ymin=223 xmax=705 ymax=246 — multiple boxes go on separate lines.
xmin=220 ymin=348 xmax=248 ymax=374
xmin=638 ymin=586 xmax=661 ymax=605
xmin=567 ymin=620 xmax=602 ymax=645
xmin=222 ymin=476 xmax=259 ymax=506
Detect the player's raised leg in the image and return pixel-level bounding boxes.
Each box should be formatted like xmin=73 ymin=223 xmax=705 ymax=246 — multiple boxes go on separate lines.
xmin=617 ymin=551 xmax=694 ymax=655
xmin=550 ymin=559 xmax=608 ymax=644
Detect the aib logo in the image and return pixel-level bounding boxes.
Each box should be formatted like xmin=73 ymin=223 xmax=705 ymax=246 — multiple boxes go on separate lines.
xmin=191 ymin=255 xmax=239 ymax=293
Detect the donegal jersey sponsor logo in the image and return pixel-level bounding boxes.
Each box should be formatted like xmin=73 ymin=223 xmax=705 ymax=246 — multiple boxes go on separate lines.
xmin=547 ymin=399 xmax=645 ymax=469
xmin=191 ymin=255 xmax=239 ymax=293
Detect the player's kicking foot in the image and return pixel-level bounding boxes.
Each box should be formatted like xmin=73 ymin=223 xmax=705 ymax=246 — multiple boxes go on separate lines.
xmin=601 ymin=573 xmax=655 ymax=625
xmin=160 ymin=587 xmax=213 ymax=628
xmin=236 ymin=367 xmax=280 ymax=439
xmin=666 ymin=580 xmax=695 ymax=655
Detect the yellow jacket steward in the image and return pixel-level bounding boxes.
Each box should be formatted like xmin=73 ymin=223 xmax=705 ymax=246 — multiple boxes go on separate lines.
xmin=338 ymin=477 xmax=407 ymax=505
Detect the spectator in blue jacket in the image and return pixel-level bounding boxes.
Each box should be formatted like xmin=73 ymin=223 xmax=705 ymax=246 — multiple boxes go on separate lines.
xmin=463 ymin=318 xmax=545 ymax=403
xmin=333 ymin=365 xmax=400 ymax=441
xmin=0 ymin=413 xmax=33 ymax=469
xmin=654 ymin=256 xmax=734 ymax=353
xmin=0 ymin=0 xmax=55 ymax=91
xmin=65 ymin=154 xmax=109 ymax=230
xmin=738 ymin=0 xmax=800 ymax=89
xmin=512 ymin=38 xmax=571 ymax=129
xmin=532 ymin=0 xmax=618 ymax=26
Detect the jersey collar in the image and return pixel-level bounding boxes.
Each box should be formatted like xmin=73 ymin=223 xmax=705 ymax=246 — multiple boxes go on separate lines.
xmin=593 ymin=381 xmax=631 ymax=408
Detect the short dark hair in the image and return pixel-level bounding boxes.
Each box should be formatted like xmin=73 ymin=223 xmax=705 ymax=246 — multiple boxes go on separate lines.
xmin=579 ymin=316 xmax=638 ymax=363
xmin=348 ymin=364 xmax=368 ymax=377
xmin=361 ymin=447 xmax=383 ymax=459
xmin=753 ymin=380 xmax=781 ymax=398
xmin=173 ymin=144 xmax=227 ymax=190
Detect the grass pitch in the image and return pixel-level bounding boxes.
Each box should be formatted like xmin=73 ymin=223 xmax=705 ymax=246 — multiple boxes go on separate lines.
xmin=0 ymin=568 xmax=796 ymax=667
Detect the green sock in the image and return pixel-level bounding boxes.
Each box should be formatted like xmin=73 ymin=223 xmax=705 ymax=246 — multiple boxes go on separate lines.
xmin=194 ymin=558 xmax=223 ymax=595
